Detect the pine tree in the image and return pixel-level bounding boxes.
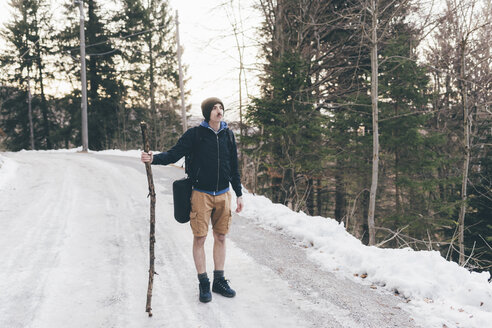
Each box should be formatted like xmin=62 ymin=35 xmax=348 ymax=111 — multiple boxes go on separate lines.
xmin=85 ymin=0 xmax=123 ymax=150
xmin=0 ymin=86 xmax=32 ymax=150
xmin=247 ymin=51 xmax=327 ymax=211
xmin=425 ymin=0 xmax=492 ymax=267
xmin=377 ymin=23 xmax=450 ymax=244
xmin=0 ymin=0 xmax=53 ymax=150
xmin=55 ymin=0 xmax=124 ymax=150
xmin=117 ymin=0 xmax=183 ymax=151
xmin=245 ymin=0 xmax=335 ymax=211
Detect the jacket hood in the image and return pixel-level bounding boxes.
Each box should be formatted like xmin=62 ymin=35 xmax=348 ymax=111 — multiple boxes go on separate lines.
xmin=200 ymin=120 xmax=228 ymax=133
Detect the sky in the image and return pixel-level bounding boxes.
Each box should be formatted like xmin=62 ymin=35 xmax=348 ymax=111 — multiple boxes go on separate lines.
xmin=1 ymin=148 xmax=492 ymax=328
xmin=0 ymin=0 xmax=262 ymax=120
xmin=167 ymin=0 xmax=261 ymax=119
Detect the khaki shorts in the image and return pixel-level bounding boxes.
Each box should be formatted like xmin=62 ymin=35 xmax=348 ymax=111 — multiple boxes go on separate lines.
xmin=190 ymin=190 xmax=232 ymax=237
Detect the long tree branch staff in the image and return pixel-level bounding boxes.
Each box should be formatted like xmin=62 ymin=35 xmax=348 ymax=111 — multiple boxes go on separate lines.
xmin=141 ymin=97 xmax=244 ymax=303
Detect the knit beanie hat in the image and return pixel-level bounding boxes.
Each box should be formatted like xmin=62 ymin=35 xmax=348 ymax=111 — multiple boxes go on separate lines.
xmin=201 ymin=97 xmax=224 ymax=122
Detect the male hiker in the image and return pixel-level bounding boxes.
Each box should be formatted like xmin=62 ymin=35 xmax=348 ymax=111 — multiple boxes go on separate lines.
xmin=140 ymin=97 xmax=244 ymax=303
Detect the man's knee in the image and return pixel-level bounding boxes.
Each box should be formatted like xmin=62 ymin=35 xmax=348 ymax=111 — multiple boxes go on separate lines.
xmin=213 ymin=231 xmax=226 ymax=243
xmin=194 ymin=235 xmax=207 ymax=247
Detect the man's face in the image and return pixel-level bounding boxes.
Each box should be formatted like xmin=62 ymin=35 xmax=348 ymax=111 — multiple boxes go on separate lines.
xmin=210 ymin=103 xmax=224 ymax=122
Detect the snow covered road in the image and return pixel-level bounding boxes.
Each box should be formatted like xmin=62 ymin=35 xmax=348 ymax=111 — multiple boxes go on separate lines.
xmin=0 ymin=152 xmax=418 ymax=327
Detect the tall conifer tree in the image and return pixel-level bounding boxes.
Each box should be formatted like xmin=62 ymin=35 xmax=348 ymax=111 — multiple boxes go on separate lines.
xmin=0 ymin=0 xmax=52 ymax=150
xmin=117 ymin=0 xmax=183 ymax=151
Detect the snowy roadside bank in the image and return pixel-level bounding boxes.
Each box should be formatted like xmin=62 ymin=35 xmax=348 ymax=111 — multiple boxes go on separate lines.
xmin=0 ymin=153 xmax=18 ymax=189
xmin=238 ymin=192 xmax=492 ymax=328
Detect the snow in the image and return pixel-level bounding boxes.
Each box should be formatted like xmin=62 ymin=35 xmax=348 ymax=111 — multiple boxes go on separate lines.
xmin=237 ymin=192 xmax=492 ymax=328
xmin=93 ymin=148 xmax=185 ymax=168
xmin=93 ymin=149 xmax=492 ymax=328
xmin=1 ymin=149 xmax=491 ymax=328
xmin=0 ymin=153 xmax=17 ymax=189
xmin=1 ymin=150 xmax=311 ymax=328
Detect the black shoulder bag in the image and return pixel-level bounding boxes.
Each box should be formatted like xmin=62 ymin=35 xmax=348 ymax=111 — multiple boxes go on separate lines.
xmin=172 ymin=177 xmax=193 ymax=223
xmin=172 ymin=127 xmax=201 ymax=223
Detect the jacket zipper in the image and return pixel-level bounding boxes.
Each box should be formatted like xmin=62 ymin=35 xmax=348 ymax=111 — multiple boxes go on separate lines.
xmin=216 ymin=134 xmax=220 ymax=192
xmin=195 ymin=168 xmax=201 ymax=184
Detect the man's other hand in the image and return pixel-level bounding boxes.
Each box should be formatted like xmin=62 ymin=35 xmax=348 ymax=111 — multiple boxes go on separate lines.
xmin=236 ymin=196 xmax=244 ymax=213
xmin=141 ymin=151 xmax=153 ymax=163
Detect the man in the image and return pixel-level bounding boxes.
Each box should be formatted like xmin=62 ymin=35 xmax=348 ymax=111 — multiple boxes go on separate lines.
xmin=141 ymin=97 xmax=244 ymax=303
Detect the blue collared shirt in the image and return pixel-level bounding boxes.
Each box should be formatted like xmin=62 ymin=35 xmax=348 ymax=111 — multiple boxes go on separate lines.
xmin=193 ymin=187 xmax=230 ymax=196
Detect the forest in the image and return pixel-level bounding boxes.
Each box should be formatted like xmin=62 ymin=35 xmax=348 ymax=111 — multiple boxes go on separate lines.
xmin=0 ymin=0 xmax=491 ymax=273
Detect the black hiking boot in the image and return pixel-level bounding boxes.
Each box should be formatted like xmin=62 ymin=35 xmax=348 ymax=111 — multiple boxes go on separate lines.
xmin=199 ymin=278 xmax=212 ymax=303
xmin=212 ymin=277 xmax=236 ymax=298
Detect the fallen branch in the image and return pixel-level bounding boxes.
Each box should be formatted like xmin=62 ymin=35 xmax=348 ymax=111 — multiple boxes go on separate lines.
xmin=345 ymin=189 xmax=369 ymax=231
xmin=462 ymin=241 xmax=476 ymax=268
xmin=375 ymin=226 xmax=443 ymax=250
xmin=140 ymin=122 xmax=157 ymax=317
xmin=426 ymin=229 xmax=433 ymax=251
xmin=446 ymin=224 xmax=459 ymax=261
xmin=375 ymin=225 xmax=409 ymax=247
xmin=479 ymin=234 xmax=492 ymax=251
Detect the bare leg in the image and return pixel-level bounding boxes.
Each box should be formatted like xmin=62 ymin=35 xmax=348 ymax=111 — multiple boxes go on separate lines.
xmin=193 ymin=235 xmax=207 ymax=274
xmin=213 ymin=231 xmax=226 ymax=271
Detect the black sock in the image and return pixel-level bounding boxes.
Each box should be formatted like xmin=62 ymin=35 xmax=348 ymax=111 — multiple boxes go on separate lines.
xmin=213 ymin=270 xmax=224 ymax=281
xmin=198 ymin=272 xmax=208 ymax=282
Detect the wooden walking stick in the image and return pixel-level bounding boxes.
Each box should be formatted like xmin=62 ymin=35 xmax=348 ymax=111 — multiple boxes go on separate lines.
xmin=140 ymin=122 xmax=157 ymax=317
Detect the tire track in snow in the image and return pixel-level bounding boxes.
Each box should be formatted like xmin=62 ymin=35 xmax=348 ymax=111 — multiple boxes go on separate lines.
xmin=0 ymin=153 xmax=76 ymax=328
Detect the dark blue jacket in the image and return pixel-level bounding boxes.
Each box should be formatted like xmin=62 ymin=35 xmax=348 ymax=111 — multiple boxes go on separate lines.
xmin=152 ymin=121 xmax=242 ymax=197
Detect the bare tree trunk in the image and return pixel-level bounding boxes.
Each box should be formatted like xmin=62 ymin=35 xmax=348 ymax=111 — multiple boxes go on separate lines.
xmin=367 ymin=0 xmax=379 ymax=246
xmin=35 ymin=37 xmax=51 ymax=149
xmin=175 ymin=10 xmax=187 ymax=133
xmin=229 ymin=0 xmax=246 ymax=165
xmin=306 ymin=178 xmax=314 ymax=215
xmin=316 ymin=178 xmax=323 ymax=216
xmin=394 ymin=104 xmax=401 ymax=215
xmin=27 ymin=65 xmax=35 ymax=150
xmin=458 ymin=40 xmax=470 ymax=265
xmin=275 ymin=0 xmax=285 ymax=56
xmin=140 ymin=122 xmax=157 ymax=316
xmin=148 ymin=32 xmax=157 ymax=149
xmin=334 ymin=161 xmax=346 ymax=222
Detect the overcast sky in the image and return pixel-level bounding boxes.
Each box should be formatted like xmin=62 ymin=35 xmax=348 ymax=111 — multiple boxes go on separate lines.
xmin=168 ymin=0 xmax=261 ymax=119
xmin=0 ymin=0 xmax=262 ymax=120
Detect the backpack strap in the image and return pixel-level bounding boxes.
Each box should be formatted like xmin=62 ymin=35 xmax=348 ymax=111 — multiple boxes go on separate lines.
xmin=185 ymin=126 xmax=203 ymax=177
xmin=226 ymin=128 xmax=238 ymax=165
xmin=226 ymin=128 xmax=234 ymax=151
